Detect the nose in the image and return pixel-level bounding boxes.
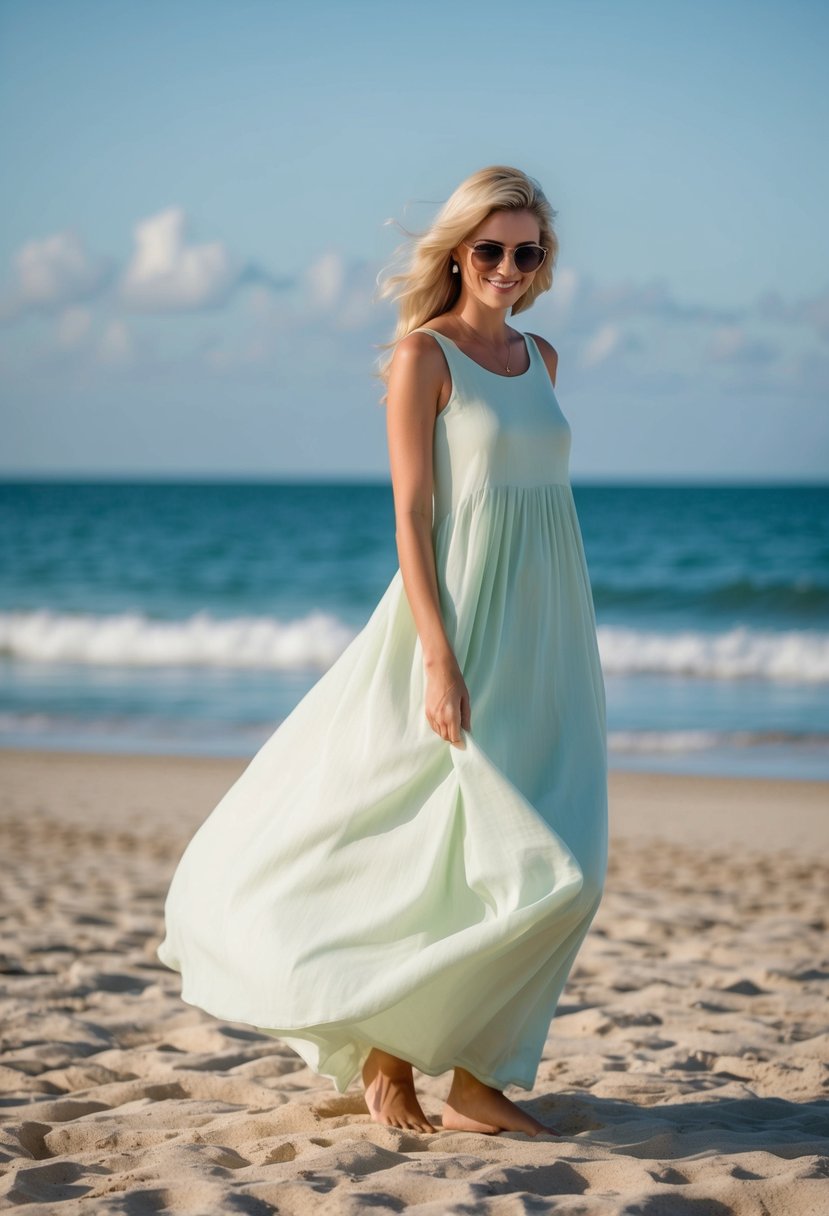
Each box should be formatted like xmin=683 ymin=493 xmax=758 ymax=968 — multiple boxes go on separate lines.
xmin=496 ymin=251 xmax=519 ymax=275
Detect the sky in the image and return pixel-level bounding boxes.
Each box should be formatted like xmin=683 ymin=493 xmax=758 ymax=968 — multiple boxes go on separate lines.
xmin=1 ymin=0 xmax=827 ymax=481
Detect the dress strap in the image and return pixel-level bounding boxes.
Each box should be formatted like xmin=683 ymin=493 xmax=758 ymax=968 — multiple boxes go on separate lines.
xmin=411 ymin=326 xmax=451 ymax=350
xmin=410 ymin=326 xmax=462 ymax=374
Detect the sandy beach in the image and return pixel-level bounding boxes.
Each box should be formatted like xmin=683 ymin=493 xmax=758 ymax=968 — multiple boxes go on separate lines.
xmin=1 ymin=747 xmax=827 ymax=1214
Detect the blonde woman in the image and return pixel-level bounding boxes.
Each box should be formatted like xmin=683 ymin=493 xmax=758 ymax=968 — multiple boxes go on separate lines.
xmin=157 ymin=165 xmax=608 ymax=1140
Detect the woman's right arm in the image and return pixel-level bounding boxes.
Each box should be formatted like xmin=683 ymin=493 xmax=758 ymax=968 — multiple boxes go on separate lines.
xmin=385 ymin=332 xmax=471 ymax=746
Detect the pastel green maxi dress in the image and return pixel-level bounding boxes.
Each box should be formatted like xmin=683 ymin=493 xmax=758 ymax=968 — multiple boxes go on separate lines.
xmin=156 ymin=326 xmax=608 ymax=1095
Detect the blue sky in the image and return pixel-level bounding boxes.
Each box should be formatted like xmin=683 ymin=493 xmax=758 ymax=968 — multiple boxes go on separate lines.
xmin=1 ymin=0 xmax=827 ymax=480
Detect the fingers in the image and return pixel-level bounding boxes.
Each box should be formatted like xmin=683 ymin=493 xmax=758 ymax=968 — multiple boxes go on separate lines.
xmin=426 ymin=713 xmax=454 ymax=742
xmin=426 ymin=704 xmax=452 ymax=738
xmin=425 ymin=676 xmax=471 ymax=746
xmin=427 ymin=707 xmax=468 ymax=745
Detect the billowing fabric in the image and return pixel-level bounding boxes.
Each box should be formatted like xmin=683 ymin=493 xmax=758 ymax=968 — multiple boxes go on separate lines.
xmin=156 ymin=326 xmax=608 ymax=1094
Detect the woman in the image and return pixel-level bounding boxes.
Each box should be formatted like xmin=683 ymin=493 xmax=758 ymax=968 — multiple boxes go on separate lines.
xmin=157 ymin=165 xmax=608 ymax=1140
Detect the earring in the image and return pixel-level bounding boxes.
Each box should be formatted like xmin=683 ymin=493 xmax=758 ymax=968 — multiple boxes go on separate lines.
xmin=451 ymin=261 xmax=459 ymax=274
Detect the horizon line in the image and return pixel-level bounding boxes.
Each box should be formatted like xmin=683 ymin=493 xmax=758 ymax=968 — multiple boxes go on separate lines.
xmin=1 ymin=472 xmax=826 ymax=488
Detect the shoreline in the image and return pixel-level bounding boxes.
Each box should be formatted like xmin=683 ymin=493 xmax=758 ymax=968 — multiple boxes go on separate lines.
xmin=3 ymin=733 xmax=826 ymax=784
xmin=1 ymin=745 xmax=826 ymax=857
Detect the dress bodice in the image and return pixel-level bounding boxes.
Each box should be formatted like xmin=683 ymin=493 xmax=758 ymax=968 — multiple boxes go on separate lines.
xmin=412 ymin=327 xmax=572 ymax=529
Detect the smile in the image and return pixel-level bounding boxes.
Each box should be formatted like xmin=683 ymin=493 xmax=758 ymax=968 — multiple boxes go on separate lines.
xmin=486 ymin=279 xmax=519 ymax=291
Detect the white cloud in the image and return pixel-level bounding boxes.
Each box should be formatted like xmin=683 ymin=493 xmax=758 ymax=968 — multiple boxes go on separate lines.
xmin=332 ymin=260 xmax=379 ymax=331
xmin=777 ymin=348 xmax=829 ymax=394
xmin=533 ymin=267 xmax=738 ymax=341
xmin=757 ymin=286 xmax=829 ymax=343
xmin=581 ymin=322 xmax=624 ymax=367
xmin=97 ymin=320 xmax=133 ymax=364
xmin=120 ymin=207 xmax=241 ymax=311
xmin=0 ymin=231 xmax=112 ymax=320
xmin=299 ymin=251 xmax=381 ymax=331
xmin=546 ymin=265 xmax=579 ymax=320
xmin=247 ymin=284 xmax=280 ymax=319
xmin=56 ymin=306 xmax=93 ymax=349
xmin=305 ymin=251 xmax=346 ymax=311
xmin=2 ymin=209 xmax=826 ymax=411
xmin=0 ymin=208 xmax=291 ymax=327
xmin=708 ymin=325 xmax=776 ymax=365
xmin=590 ymin=277 xmax=735 ymax=324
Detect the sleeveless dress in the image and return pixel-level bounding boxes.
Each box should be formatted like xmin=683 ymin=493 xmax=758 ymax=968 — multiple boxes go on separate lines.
xmin=156 ymin=326 xmax=608 ymax=1095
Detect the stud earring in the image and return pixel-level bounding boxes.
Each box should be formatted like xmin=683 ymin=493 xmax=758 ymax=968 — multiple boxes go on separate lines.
xmin=451 ymin=261 xmax=459 ymax=274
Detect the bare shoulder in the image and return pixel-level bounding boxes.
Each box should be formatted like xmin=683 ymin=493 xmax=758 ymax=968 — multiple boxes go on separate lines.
xmin=387 ymin=329 xmax=449 ymax=419
xmin=526 ymin=331 xmax=558 ymax=387
xmin=392 ymin=328 xmax=445 ymax=360
xmin=389 ymin=329 xmax=448 ymax=378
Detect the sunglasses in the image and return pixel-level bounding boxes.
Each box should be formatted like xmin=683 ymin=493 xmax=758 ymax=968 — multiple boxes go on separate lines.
xmin=462 ymin=240 xmax=547 ymax=274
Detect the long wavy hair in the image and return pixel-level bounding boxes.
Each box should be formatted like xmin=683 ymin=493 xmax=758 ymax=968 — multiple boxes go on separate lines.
xmin=372 ymin=165 xmax=558 ymax=402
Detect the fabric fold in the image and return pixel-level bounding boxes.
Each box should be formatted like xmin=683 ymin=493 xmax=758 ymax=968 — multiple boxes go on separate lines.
xmin=158 ymin=710 xmax=590 ymax=1093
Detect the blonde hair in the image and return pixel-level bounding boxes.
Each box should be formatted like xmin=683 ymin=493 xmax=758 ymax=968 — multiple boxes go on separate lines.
xmin=372 ymin=165 xmax=558 ymax=401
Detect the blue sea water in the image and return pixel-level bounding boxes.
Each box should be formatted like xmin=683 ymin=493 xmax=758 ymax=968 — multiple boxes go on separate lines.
xmin=1 ymin=479 xmax=827 ymax=779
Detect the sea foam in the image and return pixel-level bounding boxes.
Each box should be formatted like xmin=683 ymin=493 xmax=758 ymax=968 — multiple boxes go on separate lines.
xmin=1 ymin=610 xmax=828 ymax=683
xmin=0 ymin=609 xmax=354 ymax=670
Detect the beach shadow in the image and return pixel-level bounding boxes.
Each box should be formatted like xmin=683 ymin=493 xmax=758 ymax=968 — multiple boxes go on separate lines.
xmin=518 ymin=1090 xmax=829 ymax=1160
xmin=411 ymin=1092 xmax=829 ymax=1209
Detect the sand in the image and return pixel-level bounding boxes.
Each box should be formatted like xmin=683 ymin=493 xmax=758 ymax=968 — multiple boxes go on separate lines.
xmin=1 ymin=747 xmax=827 ymax=1214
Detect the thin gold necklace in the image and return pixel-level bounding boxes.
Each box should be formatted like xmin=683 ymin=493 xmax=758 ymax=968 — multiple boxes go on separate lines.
xmin=455 ymin=317 xmax=512 ymax=374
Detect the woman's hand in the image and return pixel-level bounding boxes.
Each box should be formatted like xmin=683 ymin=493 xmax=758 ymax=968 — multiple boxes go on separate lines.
xmin=425 ymin=660 xmax=471 ymax=746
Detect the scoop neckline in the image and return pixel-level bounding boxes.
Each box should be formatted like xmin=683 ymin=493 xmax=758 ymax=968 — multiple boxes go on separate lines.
xmin=418 ymin=326 xmax=534 ymax=380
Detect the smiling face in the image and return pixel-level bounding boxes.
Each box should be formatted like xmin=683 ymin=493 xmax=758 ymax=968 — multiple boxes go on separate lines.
xmin=452 ymin=208 xmax=543 ymax=308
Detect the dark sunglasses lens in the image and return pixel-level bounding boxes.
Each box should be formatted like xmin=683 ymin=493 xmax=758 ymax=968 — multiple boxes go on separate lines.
xmin=470 ymin=243 xmax=504 ymax=268
xmin=515 ymin=246 xmax=545 ymax=272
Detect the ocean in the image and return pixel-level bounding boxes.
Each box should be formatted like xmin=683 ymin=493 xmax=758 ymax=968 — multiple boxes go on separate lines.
xmin=1 ymin=479 xmax=827 ymax=779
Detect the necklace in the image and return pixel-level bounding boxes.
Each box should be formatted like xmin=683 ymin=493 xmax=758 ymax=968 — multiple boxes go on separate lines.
xmin=455 ymin=317 xmax=512 ymax=374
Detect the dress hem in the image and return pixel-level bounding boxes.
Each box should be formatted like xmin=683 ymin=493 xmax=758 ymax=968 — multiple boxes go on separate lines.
xmin=160 ymin=956 xmax=539 ymax=1095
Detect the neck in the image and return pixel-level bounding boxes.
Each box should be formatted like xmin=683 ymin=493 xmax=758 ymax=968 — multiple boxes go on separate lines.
xmin=450 ymin=301 xmax=510 ymax=343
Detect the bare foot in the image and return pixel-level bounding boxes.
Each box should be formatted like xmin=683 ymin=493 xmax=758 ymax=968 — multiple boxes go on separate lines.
xmin=442 ymin=1067 xmax=562 ymax=1137
xmin=362 ymin=1047 xmax=436 ymax=1132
